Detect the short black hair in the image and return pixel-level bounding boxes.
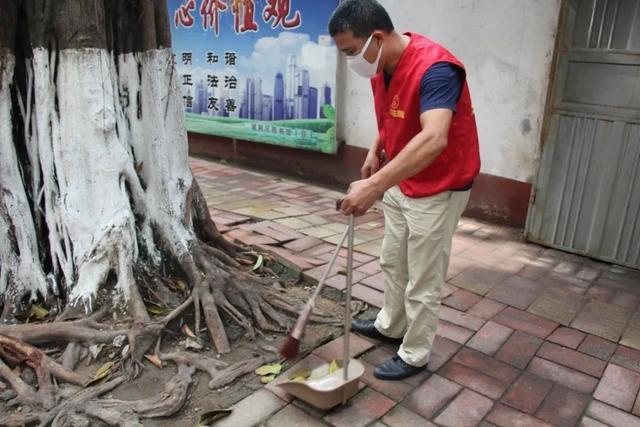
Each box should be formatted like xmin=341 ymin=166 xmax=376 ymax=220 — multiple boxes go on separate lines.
xmin=328 ymin=0 xmax=394 ymax=38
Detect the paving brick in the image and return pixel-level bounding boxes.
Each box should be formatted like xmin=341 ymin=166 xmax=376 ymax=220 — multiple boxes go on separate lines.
xmin=313 ymin=333 xmax=375 ymax=362
xmin=356 ymin=260 xmax=381 ymax=276
xmin=553 ymin=260 xmax=580 ymax=275
xmin=439 ymin=306 xmax=486 ymax=331
xmin=467 ymin=321 xmax=513 ymax=355
xmin=593 ymin=363 xmax=640 ymax=411
xmin=303 ymin=263 xmax=343 ymax=285
xmin=634 ymin=392 xmax=640 ymax=416
xmin=382 ymin=405 xmax=436 ymax=427
xmin=214 ymin=388 xmax=286 ymax=427
xmin=539 ymin=272 xmax=590 ymax=294
xmin=353 ymin=239 xmax=383 ymax=257
xmin=449 ymin=266 xmax=511 ymax=296
xmin=267 ymin=404 xmax=329 ymax=427
xmin=487 ymin=275 xmax=543 ymax=310
xmin=580 ymin=416 xmax=610 ymax=426
xmin=518 ymin=264 xmax=552 ymax=281
xmin=571 ymin=300 xmax=632 ymax=342
xmin=586 ymin=285 xmax=615 ymax=302
xmin=443 ymin=289 xmax=483 ymax=311
xmin=537 ymin=341 xmax=607 ymax=377
xmin=351 ymin=284 xmax=384 ymax=308
xmin=501 ymin=373 xmax=553 ymax=414
xmin=493 ymin=307 xmax=558 ymax=339
xmin=292 ymin=397 xmax=329 ymax=419
xmin=547 ymin=327 xmax=586 ymax=349
xmin=404 ymin=374 xmax=462 ymax=419
xmin=611 ymin=345 xmax=640 ymax=374
xmin=360 ymin=272 xmax=384 ymax=292
xmin=495 ymin=331 xmax=543 ymax=370
xmin=257 ymin=244 xmax=317 ymax=272
xmin=436 ymin=320 xmax=475 ymax=345
xmin=359 ymin=360 xmax=413 ymax=402
xmin=585 ymin=400 xmax=640 ymax=427
xmin=300 ymin=242 xmax=335 ymax=257
xmin=439 ymin=361 xmax=509 ymax=399
xmin=283 ymin=236 xmax=325 ymax=253
xmin=441 ymin=282 xmax=458 ymax=299
xmin=578 ymin=335 xmax=617 ymax=361
xmin=428 ymin=335 xmax=462 ymax=372
xmin=303 ymin=225 xmax=341 ymax=239
xmin=434 ymin=388 xmax=494 ymax=427
xmin=446 ymin=256 xmax=475 ymax=280
xmin=485 ymin=403 xmax=552 ymax=427
xmin=323 ymin=388 xmax=395 ymax=427
xmin=577 ymin=265 xmax=601 ymax=282
xmin=467 ymin=298 xmax=507 ymax=320
xmin=226 ymin=229 xmax=278 ymax=246
xmin=535 ymin=385 xmax=590 ymax=426
xmin=527 ymin=287 xmax=586 ymax=326
xmin=620 ymin=310 xmax=640 ymax=351
xmin=527 ymin=357 xmax=599 ymax=394
xmin=454 ymin=348 xmax=520 ymax=383
xmin=612 ymin=291 xmax=640 ymax=311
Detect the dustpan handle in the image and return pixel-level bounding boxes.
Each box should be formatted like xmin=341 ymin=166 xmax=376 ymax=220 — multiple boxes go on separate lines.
xmin=343 ymin=214 xmax=355 ymax=383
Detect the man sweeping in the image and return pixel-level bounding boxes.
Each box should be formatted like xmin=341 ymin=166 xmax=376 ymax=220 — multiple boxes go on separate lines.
xmin=329 ymin=0 xmax=480 ymax=380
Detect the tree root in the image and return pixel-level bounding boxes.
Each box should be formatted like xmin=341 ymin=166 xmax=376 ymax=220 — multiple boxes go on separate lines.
xmin=0 ymin=334 xmax=87 ymax=409
xmin=208 ymin=354 xmax=278 ymax=390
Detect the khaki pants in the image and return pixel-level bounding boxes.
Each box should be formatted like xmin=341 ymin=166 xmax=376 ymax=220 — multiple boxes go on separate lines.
xmin=374 ymin=186 xmax=470 ymax=366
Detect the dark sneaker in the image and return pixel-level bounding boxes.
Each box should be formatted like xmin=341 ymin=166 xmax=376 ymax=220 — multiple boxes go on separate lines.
xmin=351 ymin=319 xmax=403 ymax=345
xmin=373 ymin=354 xmax=427 ymax=381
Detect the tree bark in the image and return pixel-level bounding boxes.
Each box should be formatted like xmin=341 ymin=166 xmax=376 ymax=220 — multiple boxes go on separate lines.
xmin=0 ymin=1 xmax=302 ymax=424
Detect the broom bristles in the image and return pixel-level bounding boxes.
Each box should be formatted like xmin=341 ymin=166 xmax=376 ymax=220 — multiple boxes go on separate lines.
xmin=279 ymin=335 xmax=301 ymax=360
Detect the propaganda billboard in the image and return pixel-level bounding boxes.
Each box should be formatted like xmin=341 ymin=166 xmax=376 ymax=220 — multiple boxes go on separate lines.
xmin=168 ymin=0 xmax=340 ymax=154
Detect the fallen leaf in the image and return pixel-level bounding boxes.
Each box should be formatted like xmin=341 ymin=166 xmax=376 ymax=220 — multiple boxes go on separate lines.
xmin=196 ymin=408 xmax=232 ymax=426
xmin=181 ymin=324 xmax=197 ymax=338
xmin=144 ymin=354 xmax=163 ymax=369
xmin=251 ymin=254 xmax=264 ymax=272
xmin=254 ymin=362 xmax=282 ymax=377
xmin=85 ymin=361 xmax=115 ymax=386
xmin=30 ymin=304 xmax=49 ymax=320
xmin=290 ymin=369 xmax=311 ymax=382
xmin=135 ymin=162 xmax=144 ymax=173
xmin=176 ymin=280 xmax=188 ymax=293
xmin=328 ymin=360 xmax=339 ymax=374
xmin=260 ymin=374 xmax=277 ymax=384
xmin=146 ymin=303 xmax=168 ymax=315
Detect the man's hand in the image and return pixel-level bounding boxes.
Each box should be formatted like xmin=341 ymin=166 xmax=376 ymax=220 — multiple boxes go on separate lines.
xmin=361 ymin=148 xmax=381 ymax=179
xmin=340 ymin=178 xmax=383 ymax=216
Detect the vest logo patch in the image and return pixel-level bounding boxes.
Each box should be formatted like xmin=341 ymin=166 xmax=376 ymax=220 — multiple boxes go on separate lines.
xmin=390 ymin=94 xmax=405 ymax=119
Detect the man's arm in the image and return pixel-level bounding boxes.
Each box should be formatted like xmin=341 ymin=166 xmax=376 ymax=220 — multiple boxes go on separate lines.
xmin=339 ymin=109 xmax=453 ymax=216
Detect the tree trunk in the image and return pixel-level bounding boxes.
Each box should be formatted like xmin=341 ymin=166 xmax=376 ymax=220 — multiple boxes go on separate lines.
xmin=0 ymin=1 xmax=308 ymax=424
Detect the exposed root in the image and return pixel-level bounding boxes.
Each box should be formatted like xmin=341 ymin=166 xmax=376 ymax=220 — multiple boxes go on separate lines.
xmin=208 ymin=354 xmax=278 ymax=390
xmin=0 ymin=334 xmax=87 ymax=409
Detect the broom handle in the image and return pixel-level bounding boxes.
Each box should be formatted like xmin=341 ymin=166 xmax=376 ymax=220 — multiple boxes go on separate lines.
xmin=307 ymin=225 xmax=349 ymax=306
xmin=343 ymin=214 xmax=355 ymax=382
xmin=290 ymin=225 xmax=349 ymax=342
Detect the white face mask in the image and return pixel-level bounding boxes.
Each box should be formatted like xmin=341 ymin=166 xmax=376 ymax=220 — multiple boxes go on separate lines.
xmin=346 ymin=34 xmax=383 ymax=79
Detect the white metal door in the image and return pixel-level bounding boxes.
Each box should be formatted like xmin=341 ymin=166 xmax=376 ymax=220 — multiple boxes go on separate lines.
xmin=527 ymin=0 xmax=640 ymax=269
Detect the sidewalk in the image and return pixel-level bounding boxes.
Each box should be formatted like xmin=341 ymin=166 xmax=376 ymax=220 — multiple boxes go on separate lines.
xmin=191 ymin=157 xmax=640 ymax=427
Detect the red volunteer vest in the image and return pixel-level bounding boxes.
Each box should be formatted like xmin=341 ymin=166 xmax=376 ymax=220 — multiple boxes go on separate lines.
xmin=372 ymin=33 xmax=480 ymax=197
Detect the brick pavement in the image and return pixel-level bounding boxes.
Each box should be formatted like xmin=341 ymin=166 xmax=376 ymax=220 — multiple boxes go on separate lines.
xmin=191 ymin=158 xmax=640 ymax=427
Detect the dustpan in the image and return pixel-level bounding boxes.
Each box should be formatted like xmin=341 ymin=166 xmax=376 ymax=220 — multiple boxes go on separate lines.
xmin=277 ymin=215 xmax=364 ymax=410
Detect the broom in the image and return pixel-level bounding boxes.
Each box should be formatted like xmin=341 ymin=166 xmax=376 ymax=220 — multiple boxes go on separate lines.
xmin=279 ymin=224 xmax=350 ymax=359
